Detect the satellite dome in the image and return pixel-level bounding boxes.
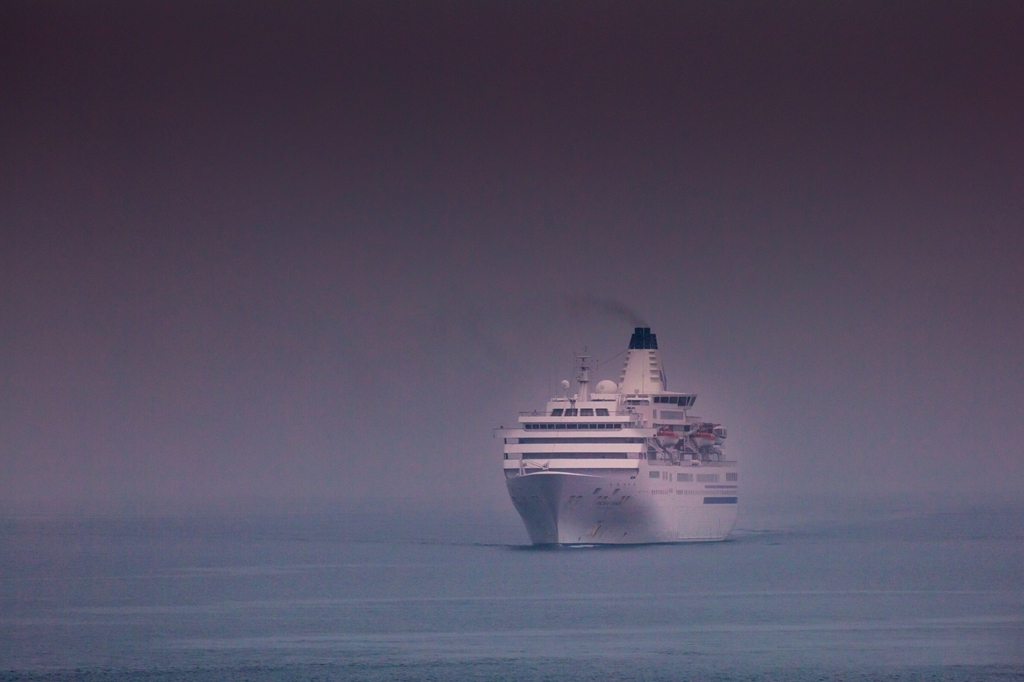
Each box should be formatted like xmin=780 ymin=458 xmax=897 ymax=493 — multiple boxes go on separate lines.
xmin=595 ymin=380 xmax=618 ymax=394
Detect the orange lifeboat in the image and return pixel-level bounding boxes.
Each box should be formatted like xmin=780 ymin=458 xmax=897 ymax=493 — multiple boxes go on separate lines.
xmin=691 ymin=430 xmax=716 ymax=448
xmin=656 ymin=426 xmax=680 ymax=447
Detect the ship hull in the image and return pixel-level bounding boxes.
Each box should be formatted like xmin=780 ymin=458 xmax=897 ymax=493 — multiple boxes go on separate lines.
xmin=505 ymin=465 xmax=738 ymax=545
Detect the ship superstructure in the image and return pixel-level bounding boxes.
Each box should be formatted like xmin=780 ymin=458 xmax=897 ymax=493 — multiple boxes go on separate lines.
xmin=501 ymin=327 xmax=738 ymax=545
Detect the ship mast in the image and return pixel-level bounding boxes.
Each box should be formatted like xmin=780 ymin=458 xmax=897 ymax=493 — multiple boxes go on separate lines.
xmin=575 ymin=350 xmax=592 ymax=402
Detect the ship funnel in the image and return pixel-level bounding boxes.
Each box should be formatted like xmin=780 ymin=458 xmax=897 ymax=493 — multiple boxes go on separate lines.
xmin=619 ymin=327 xmax=666 ymax=394
xmin=628 ymin=327 xmax=658 ymax=350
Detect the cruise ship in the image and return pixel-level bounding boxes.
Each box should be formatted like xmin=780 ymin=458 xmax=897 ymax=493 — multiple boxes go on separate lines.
xmin=501 ymin=327 xmax=738 ymax=545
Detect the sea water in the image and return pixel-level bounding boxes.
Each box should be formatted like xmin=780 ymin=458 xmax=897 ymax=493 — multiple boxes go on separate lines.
xmin=2 ymin=503 xmax=1022 ymax=681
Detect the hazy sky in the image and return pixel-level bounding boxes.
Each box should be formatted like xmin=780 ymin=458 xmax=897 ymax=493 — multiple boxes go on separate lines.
xmin=2 ymin=1 xmax=1022 ymax=514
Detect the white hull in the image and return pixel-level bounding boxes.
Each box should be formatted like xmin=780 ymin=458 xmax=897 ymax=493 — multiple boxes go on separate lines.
xmin=505 ymin=463 xmax=738 ymax=545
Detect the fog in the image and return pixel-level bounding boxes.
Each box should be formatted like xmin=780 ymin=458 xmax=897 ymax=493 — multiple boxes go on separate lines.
xmin=2 ymin=2 xmax=1022 ymax=517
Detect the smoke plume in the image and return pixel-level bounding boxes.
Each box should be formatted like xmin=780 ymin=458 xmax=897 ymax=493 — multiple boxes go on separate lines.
xmin=564 ymin=295 xmax=648 ymax=327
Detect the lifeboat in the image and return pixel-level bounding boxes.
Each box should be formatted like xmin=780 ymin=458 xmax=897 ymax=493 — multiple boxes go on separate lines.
xmin=691 ymin=430 xmax=716 ymax=449
xmin=656 ymin=426 xmax=680 ymax=447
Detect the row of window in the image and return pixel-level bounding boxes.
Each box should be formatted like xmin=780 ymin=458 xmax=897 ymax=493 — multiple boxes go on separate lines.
xmin=504 ymin=453 xmax=631 ymax=459
xmin=550 ymin=408 xmax=610 ymax=416
xmin=653 ymin=396 xmax=695 ymax=406
xmin=523 ymin=423 xmax=626 ymax=430
xmin=648 ymin=472 xmax=730 ymax=483
xmin=517 ymin=437 xmax=646 ymax=444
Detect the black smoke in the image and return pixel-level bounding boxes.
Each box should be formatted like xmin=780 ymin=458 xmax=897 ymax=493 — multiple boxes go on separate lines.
xmin=564 ymin=295 xmax=648 ymax=328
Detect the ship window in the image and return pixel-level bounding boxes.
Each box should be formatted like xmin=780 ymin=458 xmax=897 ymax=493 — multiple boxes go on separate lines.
xmin=726 ymin=473 xmax=738 ymax=481
xmin=567 ymin=423 xmax=577 ymax=429
xmin=677 ymin=473 xmax=693 ymax=482
xmin=579 ymin=408 xmax=594 ymax=416
xmin=649 ymin=471 xmax=660 ymax=479
xmin=596 ymin=408 xmax=609 ymax=416
xmin=696 ymin=473 xmax=719 ymax=483
xmin=550 ymin=409 xmax=563 ymax=416
xmin=564 ymin=408 xmax=578 ymax=416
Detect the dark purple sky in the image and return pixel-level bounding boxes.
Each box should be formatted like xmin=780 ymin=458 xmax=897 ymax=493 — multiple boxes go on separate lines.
xmin=2 ymin=1 xmax=1022 ymax=514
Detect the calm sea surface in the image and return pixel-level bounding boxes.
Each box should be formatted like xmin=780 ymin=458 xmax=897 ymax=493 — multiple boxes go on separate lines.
xmin=2 ymin=503 xmax=1022 ymax=681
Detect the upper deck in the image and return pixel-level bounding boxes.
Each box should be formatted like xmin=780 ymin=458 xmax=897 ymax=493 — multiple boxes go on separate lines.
xmin=515 ymin=390 xmax=698 ymax=430
xmin=499 ymin=328 xmax=730 ymax=468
